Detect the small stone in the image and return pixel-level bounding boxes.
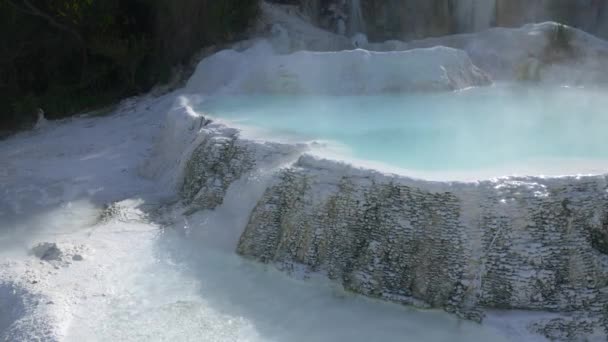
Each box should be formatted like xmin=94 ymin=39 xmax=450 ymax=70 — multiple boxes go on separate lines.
xmin=30 ymin=242 xmax=62 ymax=261
xmin=72 ymin=254 xmax=84 ymax=261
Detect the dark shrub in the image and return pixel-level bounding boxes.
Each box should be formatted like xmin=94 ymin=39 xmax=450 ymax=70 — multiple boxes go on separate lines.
xmin=0 ymin=0 xmax=259 ymax=136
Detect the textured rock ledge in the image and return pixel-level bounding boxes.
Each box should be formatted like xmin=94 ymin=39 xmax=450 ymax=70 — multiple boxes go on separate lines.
xmin=234 ymin=155 xmax=608 ymax=339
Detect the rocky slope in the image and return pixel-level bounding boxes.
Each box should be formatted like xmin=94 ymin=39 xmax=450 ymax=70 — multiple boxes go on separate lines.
xmin=237 ymin=154 xmax=608 ymax=340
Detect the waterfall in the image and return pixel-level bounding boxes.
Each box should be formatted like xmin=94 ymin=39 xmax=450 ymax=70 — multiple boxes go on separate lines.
xmin=455 ymin=0 xmax=497 ymax=33
xmin=348 ymin=0 xmax=366 ymax=36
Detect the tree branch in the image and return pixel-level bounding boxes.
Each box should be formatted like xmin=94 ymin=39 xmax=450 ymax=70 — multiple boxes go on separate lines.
xmin=5 ymin=0 xmax=88 ymax=81
xmin=4 ymin=0 xmax=37 ymax=16
xmin=5 ymin=0 xmax=84 ymax=45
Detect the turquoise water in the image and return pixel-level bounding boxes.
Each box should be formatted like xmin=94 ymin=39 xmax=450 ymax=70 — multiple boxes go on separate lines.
xmin=198 ymin=85 xmax=608 ymax=173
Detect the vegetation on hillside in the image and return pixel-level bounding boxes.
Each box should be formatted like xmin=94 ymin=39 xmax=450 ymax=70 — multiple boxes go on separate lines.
xmin=0 ymin=0 xmax=259 ymax=135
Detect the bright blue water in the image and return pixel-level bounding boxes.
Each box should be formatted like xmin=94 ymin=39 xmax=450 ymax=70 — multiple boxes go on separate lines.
xmin=198 ymin=85 xmax=608 ymax=173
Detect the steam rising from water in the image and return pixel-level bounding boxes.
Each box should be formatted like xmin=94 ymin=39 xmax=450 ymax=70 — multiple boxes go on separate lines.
xmin=198 ymin=84 xmax=608 ymax=178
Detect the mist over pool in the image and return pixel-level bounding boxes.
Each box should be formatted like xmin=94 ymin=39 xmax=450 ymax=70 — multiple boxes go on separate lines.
xmin=198 ymin=85 xmax=608 ymax=178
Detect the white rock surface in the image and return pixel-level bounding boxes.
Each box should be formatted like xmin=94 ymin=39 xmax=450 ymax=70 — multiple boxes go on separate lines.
xmin=186 ymin=42 xmax=490 ymax=95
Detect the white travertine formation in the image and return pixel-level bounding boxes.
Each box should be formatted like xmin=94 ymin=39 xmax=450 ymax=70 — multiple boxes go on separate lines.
xmin=186 ymin=42 xmax=491 ymax=95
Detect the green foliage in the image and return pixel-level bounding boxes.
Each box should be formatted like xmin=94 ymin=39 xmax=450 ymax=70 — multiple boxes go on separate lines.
xmin=0 ymin=0 xmax=259 ymax=134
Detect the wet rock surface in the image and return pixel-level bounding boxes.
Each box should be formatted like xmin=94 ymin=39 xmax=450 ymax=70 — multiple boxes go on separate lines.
xmin=181 ymin=133 xmax=255 ymax=210
xmin=228 ymin=153 xmax=608 ymax=339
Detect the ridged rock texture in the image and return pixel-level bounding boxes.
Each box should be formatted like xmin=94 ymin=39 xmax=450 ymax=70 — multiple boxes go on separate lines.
xmin=181 ymin=133 xmax=255 ymax=210
xmin=234 ymin=155 xmax=608 ymax=338
xmin=175 ymin=119 xmax=305 ymax=213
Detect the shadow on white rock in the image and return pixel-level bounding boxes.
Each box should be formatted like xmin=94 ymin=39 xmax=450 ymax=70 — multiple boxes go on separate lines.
xmin=0 ymin=282 xmax=26 ymax=337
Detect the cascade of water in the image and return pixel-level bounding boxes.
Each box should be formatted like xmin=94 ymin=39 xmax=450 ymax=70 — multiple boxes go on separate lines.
xmin=455 ymin=0 xmax=497 ymax=33
xmin=348 ymin=0 xmax=366 ymax=36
